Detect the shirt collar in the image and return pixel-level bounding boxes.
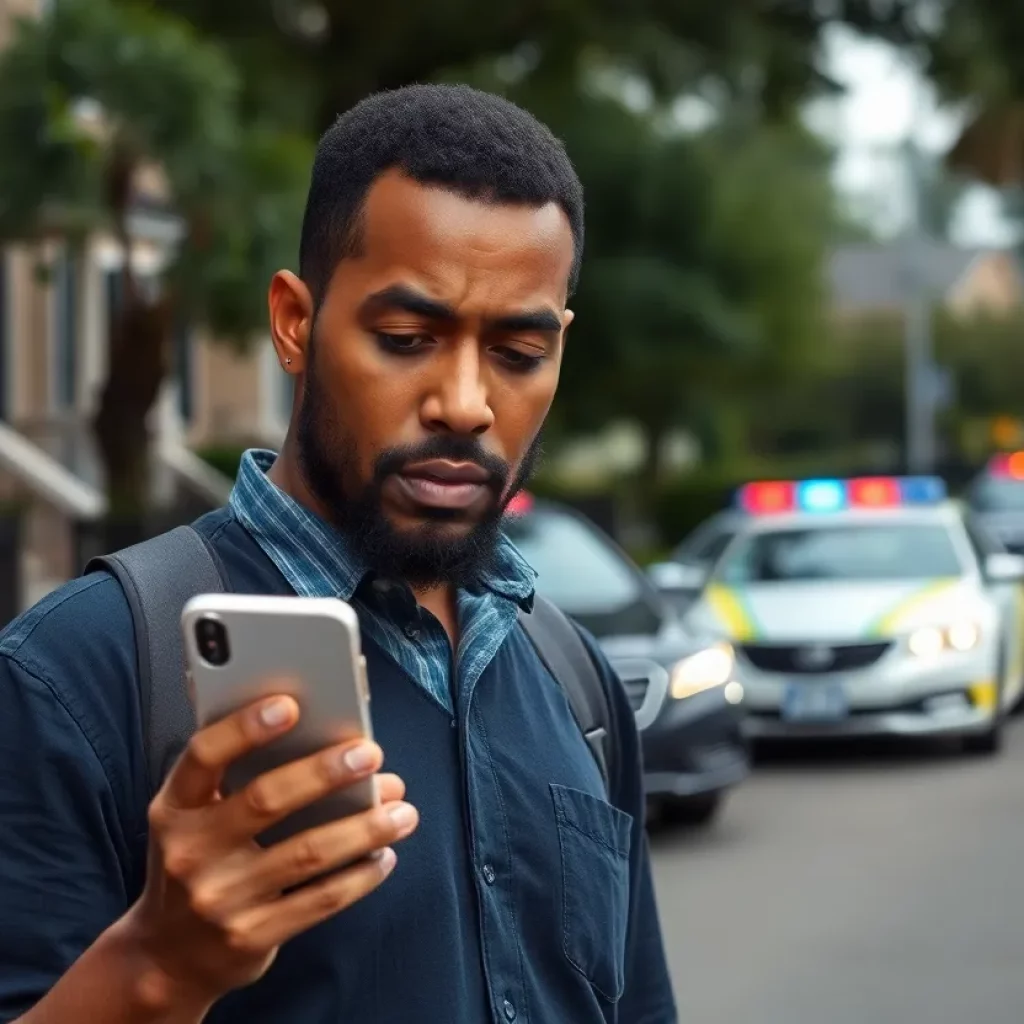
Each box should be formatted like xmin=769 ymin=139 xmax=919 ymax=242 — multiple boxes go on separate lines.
xmin=229 ymin=449 xmax=536 ymax=609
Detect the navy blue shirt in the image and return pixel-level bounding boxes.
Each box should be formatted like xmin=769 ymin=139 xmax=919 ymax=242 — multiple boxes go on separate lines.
xmin=0 ymin=508 xmax=676 ymax=1023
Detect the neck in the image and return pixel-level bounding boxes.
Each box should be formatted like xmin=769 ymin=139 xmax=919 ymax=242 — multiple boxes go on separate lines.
xmin=269 ymin=437 xmax=461 ymax=642
xmin=266 ymin=434 xmax=332 ymax=522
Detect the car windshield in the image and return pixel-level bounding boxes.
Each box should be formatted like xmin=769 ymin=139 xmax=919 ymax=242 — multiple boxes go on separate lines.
xmin=715 ymin=522 xmax=964 ymax=583
xmin=968 ymin=476 xmax=1024 ymax=512
xmin=503 ymin=508 xmax=663 ymax=637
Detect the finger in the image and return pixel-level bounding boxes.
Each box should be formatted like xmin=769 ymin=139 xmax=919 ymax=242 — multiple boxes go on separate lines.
xmin=236 ymin=847 xmax=399 ymax=950
xmin=217 ymin=739 xmax=385 ymax=840
xmin=244 ymin=800 xmax=418 ymax=898
xmin=376 ymin=773 xmax=405 ymax=804
xmin=163 ymin=696 xmax=299 ymax=809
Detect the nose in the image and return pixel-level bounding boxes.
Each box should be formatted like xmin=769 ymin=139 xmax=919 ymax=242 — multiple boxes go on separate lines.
xmin=420 ymin=343 xmax=495 ymax=436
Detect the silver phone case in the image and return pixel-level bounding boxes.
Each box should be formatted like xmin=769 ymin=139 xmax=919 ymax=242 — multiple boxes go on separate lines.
xmin=182 ymin=594 xmax=377 ymax=847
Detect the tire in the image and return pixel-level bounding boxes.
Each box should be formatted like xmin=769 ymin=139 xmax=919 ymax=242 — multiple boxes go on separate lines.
xmin=661 ymin=792 xmax=723 ymax=827
xmin=963 ymin=724 xmax=1002 ymax=756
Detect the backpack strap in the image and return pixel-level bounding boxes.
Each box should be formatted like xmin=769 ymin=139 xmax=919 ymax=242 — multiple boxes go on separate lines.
xmin=519 ymin=595 xmax=614 ymax=794
xmin=86 ymin=525 xmax=226 ymax=796
xmin=86 ymin=530 xmax=615 ymax=797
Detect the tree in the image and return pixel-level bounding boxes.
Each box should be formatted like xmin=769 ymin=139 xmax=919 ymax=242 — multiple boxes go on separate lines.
xmin=0 ymin=0 xmax=311 ymax=515
xmin=927 ymin=1 xmax=1024 ymax=187
xmin=125 ymin=0 xmax=924 ymax=133
xmin=491 ymin=83 xmax=835 ymax=490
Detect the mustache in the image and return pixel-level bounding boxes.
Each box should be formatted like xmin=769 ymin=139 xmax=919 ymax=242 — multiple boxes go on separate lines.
xmin=373 ymin=437 xmax=511 ymax=488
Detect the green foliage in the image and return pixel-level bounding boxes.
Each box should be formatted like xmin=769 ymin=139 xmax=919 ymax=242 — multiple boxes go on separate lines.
xmin=520 ymin=89 xmax=834 ymax=469
xmin=929 ymin=0 xmax=1024 ymax=101
xmin=935 ymin=312 xmax=1024 ymax=418
xmin=172 ymin=126 xmax=312 ymax=340
xmin=743 ymin=309 xmax=1024 ymax=468
xmin=0 ymin=0 xmax=312 ymax=512
xmin=0 ymin=0 xmax=237 ymax=237
xmin=0 ymin=0 xmax=311 ymax=337
xmin=197 ymin=444 xmax=247 ymax=480
xmin=126 ymin=1 xmax=925 ymax=133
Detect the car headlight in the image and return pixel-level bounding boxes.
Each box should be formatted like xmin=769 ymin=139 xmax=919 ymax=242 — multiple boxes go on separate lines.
xmin=907 ymin=622 xmax=981 ymax=657
xmin=670 ymin=642 xmax=737 ymax=700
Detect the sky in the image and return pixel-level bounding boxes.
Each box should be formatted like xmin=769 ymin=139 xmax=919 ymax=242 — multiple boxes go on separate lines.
xmin=807 ymin=24 xmax=1019 ymax=247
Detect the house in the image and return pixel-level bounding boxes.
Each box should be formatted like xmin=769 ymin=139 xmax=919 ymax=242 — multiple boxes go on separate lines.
xmin=0 ymin=0 xmax=292 ymax=609
xmin=829 ymin=242 xmax=1024 ymax=318
xmin=0 ymin=237 xmax=293 ymax=607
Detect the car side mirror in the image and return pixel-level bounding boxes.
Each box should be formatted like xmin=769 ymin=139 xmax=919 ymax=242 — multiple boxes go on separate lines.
xmin=646 ymin=561 xmax=707 ymax=594
xmin=983 ymin=552 xmax=1024 ymax=583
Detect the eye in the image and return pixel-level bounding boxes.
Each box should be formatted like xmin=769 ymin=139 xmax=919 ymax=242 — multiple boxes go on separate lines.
xmin=494 ymin=347 xmax=545 ymax=373
xmin=375 ymin=332 xmax=433 ymax=355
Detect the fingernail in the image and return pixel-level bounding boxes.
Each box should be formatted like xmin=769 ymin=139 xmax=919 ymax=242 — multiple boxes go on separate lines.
xmin=260 ymin=698 xmax=292 ymax=728
xmin=387 ymin=803 xmax=416 ymax=833
xmin=342 ymin=744 xmax=376 ymax=775
xmin=378 ymin=847 xmax=397 ymax=876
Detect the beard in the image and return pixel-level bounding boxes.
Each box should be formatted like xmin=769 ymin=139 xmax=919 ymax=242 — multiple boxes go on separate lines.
xmin=295 ymin=354 xmax=542 ymax=589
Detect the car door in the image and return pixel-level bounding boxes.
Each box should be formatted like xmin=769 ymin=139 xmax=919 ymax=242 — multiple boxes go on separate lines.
xmin=964 ymin=517 xmax=1024 ymax=696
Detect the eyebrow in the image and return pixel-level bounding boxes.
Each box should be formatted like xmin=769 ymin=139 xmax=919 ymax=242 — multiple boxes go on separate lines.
xmin=359 ymin=284 xmax=562 ymax=335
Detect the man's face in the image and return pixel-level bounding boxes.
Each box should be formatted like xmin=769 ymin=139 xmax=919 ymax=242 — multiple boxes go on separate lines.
xmin=272 ymin=170 xmax=575 ymax=586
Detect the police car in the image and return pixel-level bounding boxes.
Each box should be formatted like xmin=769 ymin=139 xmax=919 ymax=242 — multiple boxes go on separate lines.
xmin=965 ymin=452 xmax=1024 ymax=554
xmin=683 ymin=476 xmax=1024 ymax=753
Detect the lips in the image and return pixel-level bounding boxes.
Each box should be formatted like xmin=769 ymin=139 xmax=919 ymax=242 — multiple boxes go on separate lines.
xmin=396 ymin=460 xmax=493 ymax=511
xmin=402 ymin=460 xmax=492 ymax=484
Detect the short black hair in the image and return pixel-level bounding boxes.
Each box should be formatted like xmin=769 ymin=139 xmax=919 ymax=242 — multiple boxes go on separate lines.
xmin=298 ymin=84 xmax=584 ymax=304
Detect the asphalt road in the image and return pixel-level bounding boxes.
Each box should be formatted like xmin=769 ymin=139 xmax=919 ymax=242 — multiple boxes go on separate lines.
xmin=649 ymin=722 xmax=1024 ymax=1024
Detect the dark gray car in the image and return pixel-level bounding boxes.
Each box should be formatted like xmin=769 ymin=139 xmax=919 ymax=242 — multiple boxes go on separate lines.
xmin=965 ymin=462 xmax=1024 ymax=554
xmin=504 ymin=496 xmax=749 ymax=825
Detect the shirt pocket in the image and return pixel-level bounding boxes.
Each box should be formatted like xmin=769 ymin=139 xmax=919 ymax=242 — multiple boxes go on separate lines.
xmin=550 ymin=782 xmax=634 ymax=1003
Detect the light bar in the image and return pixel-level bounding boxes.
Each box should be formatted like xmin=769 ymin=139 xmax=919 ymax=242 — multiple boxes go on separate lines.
xmin=989 ymin=452 xmax=1024 ymax=480
xmin=736 ymin=476 xmax=947 ymax=515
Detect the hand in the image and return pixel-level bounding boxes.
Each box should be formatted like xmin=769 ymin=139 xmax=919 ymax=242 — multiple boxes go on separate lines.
xmin=127 ymin=694 xmax=418 ymax=1010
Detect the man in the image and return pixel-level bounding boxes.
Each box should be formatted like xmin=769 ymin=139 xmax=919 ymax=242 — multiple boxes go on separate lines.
xmin=0 ymin=84 xmax=677 ymax=1023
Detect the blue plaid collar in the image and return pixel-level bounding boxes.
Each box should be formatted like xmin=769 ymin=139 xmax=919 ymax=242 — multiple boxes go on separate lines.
xmin=228 ymin=449 xmax=536 ymax=608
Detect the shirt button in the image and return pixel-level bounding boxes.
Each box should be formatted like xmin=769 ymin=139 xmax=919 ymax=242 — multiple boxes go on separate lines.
xmin=482 ymin=863 xmax=496 ymax=885
xmin=503 ymin=999 xmax=517 ymax=1021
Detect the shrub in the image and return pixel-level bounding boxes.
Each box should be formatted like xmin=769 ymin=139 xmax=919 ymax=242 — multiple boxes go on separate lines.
xmin=197 ymin=444 xmax=247 ymax=480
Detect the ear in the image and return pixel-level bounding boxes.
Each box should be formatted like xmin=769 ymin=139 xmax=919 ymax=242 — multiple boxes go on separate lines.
xmin=560 ymin=308 xmax=575 ymax=353
xmin=268 ymin=271 xmax=314 ymax=373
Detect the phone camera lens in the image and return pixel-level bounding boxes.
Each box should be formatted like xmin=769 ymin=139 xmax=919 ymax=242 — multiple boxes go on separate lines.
xmin=195 ymin=617 xmax=230 ymax=667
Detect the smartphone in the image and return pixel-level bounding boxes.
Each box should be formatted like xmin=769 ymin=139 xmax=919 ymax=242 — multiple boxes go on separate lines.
xmin=182 ymin=594 xmax=377 ymax=847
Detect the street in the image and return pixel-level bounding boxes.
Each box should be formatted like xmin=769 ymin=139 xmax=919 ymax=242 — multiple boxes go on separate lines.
xmin=650 ymin=722 xmax=1024 ymax=1023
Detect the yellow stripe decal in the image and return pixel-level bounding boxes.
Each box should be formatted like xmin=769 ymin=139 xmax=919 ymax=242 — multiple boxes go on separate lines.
xmin=968 ymin=680 xmax=998 ymax=711
xmin=705 ymin=584 xmax=757 ymax=641
xmin=869 ymin=578 xmax=960 ymax=637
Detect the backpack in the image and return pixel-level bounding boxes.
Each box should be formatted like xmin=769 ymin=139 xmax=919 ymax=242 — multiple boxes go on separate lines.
xmin=87 ymin=525 xmax=617 ymax=799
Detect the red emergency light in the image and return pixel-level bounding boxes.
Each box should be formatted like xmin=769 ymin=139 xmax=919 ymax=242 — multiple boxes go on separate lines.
xmin=989 ymin=452 xmax=1024 ymax=480
xmin=505 ymin=491 xmax=534 ymax=517
xmin=847 ymin=476 xmax=900 ymax=508
xmin=737 ymin=480 xmax=796 ymax=515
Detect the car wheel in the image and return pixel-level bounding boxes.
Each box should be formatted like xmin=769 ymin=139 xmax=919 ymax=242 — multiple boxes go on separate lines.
xmin=661 ymin=793 xmax=724 ymax=827
xmin=963 ymin=723 xmax=1002 ymax=756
